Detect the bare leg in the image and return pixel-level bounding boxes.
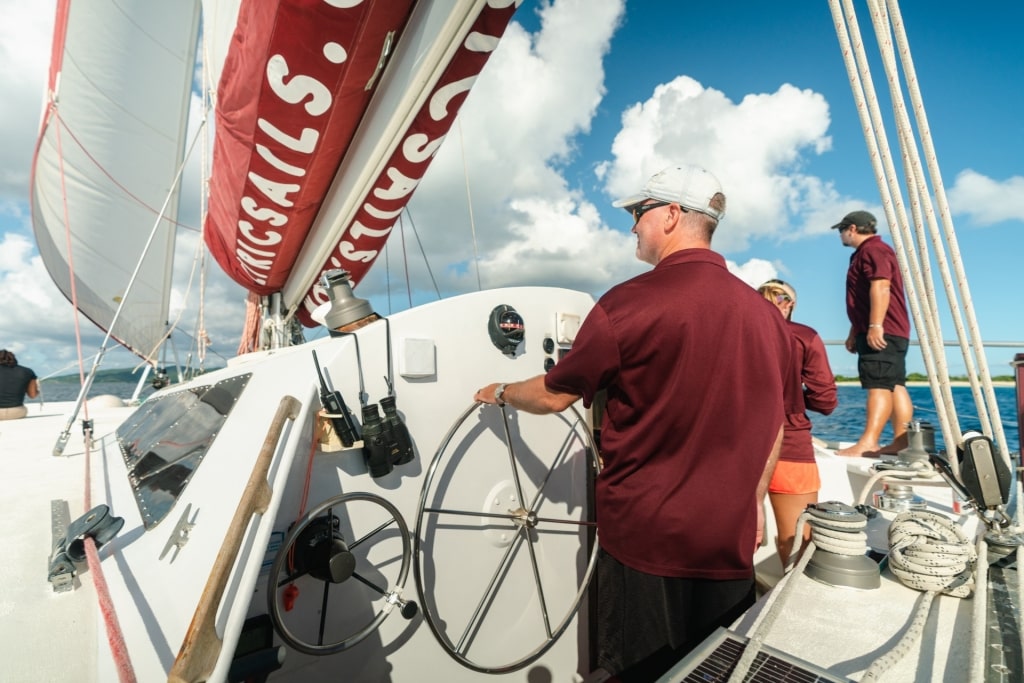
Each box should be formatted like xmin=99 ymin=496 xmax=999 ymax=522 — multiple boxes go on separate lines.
xmin=878 ymin=385 xmax=914 ymax=454
xmin=769 ymin=491 xmax=818 ymax=567
xmin=836 ymin=388 xmax=892 ymax=456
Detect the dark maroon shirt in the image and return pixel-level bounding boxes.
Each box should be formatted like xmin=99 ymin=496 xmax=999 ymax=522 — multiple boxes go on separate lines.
xmin=780 ymin=321 xmax=837 ymax=463
xmin=545 ymin=249 xmax=789 ymax=579
xmin=845 ymin=235 xmax=910 ymax=338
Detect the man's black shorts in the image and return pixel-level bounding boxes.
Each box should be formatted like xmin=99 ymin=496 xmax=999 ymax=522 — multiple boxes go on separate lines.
xmin=596 ymin=548 xmax=754 ymax=679
xmin=855 ymin=333 xmax=909 ymax=390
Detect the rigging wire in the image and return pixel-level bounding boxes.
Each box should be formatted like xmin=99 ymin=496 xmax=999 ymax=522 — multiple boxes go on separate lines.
xmin=457 ymin=119 xmax=483 ymax=291
xmin=402 ymin=205 xmax=442 ymax=299
xmin=384 ymin=230 xmax=393 ymax=314
xmin=50 ymin=110 xmax=206 ymax=455
xmin=194 ymin=40 xmax=212 ymax=375
xmin=399 ymin=210 xmax=413 ymax=309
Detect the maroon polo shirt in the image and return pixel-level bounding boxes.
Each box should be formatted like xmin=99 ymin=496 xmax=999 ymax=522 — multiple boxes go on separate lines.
xmin=845 ymin=235 xmax=910 ymax=338
xmin=545 ymin=248 xmax=789 ymax=579
xmin=779 ymin=321 xmax=837 ymax=464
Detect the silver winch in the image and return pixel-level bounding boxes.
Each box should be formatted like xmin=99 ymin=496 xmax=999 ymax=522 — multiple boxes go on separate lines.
xmin=872 ymin=483 xmax=927 ymax=512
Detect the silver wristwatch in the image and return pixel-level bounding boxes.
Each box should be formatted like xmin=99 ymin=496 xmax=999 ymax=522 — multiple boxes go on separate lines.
xmin=494 ymin=383 xmax=508 ymax=406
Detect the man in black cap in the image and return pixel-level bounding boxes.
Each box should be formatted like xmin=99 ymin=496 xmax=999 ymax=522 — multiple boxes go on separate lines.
xmin=832 ymin=210 xmax=913 ymax=456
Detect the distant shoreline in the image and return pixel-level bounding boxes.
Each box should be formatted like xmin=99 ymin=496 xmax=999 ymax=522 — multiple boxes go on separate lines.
xmin=836 ymin=380 xmax=1015 ymax=388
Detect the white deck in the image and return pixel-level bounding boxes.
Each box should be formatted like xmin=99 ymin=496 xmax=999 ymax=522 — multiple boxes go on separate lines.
xmin=735 ymin=559 xmax=974 ymax=681
xmin=0 ymin=399 xmax=136 ymax=683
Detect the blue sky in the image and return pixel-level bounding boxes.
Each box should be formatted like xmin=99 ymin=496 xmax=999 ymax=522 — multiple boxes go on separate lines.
xmin=1 ymin=0 xmax=1022 ymax=381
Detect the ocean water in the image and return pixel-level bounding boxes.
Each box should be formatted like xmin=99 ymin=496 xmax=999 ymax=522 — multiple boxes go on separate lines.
xmin=38 ymin=380 xmax=157 ymax=404
xmin=38 ymin=380 xmax=1021 ymax=456
xmin=812 ymin=385 xmax=1020 ymax=456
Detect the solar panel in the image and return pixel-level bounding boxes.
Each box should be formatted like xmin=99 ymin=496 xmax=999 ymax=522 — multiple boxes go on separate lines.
xmin=658 ymin=628 xmax=851 ymax=683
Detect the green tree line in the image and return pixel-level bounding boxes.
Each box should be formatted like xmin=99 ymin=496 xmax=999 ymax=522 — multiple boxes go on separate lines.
xmin=834 ymin=372 xmax=1015 ymax=383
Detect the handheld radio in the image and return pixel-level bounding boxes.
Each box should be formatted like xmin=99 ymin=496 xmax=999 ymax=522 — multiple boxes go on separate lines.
xmin=312 ymin=350 xmax=359 ymax=447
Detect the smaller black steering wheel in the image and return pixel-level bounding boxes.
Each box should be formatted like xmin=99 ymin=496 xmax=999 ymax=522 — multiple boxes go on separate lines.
xmin=267 ymin=492 xmax=416 ymax=655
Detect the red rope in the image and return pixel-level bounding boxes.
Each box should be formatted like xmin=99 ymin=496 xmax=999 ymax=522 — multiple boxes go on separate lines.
xmin=296 ymin=419 xmax=319 ymax=520
xmin=82 ymin=422 xmax=137 ymax=680
xmin=52 ymin=103 xmax=89 ymax=423
xmin=237 ymin=291 xmax=263 ymax=355
xmin=84 ymin=538 xmax=137 ymax=683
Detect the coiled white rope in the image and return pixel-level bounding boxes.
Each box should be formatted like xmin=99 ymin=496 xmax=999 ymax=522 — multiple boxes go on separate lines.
xmin=886 ymin=510 xmax=975 ymax=596
xmin=861 ymin=510 xmax=976 ymax=681
xmin=800 ymin=507 xmax=870 ymax=560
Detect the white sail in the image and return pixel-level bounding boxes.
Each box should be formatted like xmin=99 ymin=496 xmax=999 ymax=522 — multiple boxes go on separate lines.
xmin=30 ymin=0 xmax=201 ymax=360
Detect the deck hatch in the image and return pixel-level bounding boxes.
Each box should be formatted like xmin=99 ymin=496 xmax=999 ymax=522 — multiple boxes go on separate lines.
xmin=115 ymin=373 xmax=252 ymax=529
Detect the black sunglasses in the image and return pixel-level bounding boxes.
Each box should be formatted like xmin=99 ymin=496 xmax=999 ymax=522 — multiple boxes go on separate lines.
xmin=627 ymin=201 xmax=680 ymax=223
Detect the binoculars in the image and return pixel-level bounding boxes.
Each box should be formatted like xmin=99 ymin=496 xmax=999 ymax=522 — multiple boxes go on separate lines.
xmin=360 ymin=397 xmax=415 ymax=478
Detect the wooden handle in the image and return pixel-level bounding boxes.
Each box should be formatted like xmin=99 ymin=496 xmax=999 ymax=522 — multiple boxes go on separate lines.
xmin=168 ymin=395 xmax=302 ymax=683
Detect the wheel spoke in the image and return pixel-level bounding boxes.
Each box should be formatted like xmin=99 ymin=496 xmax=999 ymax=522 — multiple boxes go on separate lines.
xmin=532 ymin=515 xmax=597 ymax=527
xmin=349 ymin=517 xmax=397 ymax=552
xmin=456 ymin=526 xmax=526 ymax=655
xmin=423 ymin=507 xmax=520 ymax=522
xmin=350 ymin=570 xmax=387 ymax=597
xmin=317 ymin=580 xmax=331 ymax=646
xmin=525 ymin=416 xmax=584 ymax=515
xmin=277 ymin=568 xmax=311 ymax=587
xmin=498 ymin=406 xmax=530 ymax=518
xmin=521 ymin=526 xmax=552 ymax=638
xmin=423 ymin=505 xmax=595 ymax=529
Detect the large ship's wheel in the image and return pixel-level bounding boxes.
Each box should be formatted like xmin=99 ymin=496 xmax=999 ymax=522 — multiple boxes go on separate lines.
xmin=414 ymin=402 xmax=600 ymax=673
xmin=267 ymin=492 xmax=417 ymax=655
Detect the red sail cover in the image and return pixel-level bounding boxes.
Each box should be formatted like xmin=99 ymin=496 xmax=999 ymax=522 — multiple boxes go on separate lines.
xmin=204 ymin=0 xmax=416 ymax=293
xmin=296 ymin=2 xmax=518 ymax=325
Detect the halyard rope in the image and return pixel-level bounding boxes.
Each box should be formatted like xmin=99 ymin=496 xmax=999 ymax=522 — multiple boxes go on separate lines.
xmin=827 ymin=0 xmax=1011 ymax=475
xmin=83 ymin=425 xmax=138 ymax=683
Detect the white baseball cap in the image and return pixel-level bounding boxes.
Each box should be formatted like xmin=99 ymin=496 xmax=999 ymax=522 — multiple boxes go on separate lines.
xmin=612 ymin=164 xmax=725 ymax=220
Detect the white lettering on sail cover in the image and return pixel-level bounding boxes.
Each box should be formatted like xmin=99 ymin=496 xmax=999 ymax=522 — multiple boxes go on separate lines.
xmin=232 ymin=0 xmax=361 ymax=285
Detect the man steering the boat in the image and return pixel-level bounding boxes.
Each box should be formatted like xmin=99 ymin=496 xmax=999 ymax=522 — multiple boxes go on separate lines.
xmin=475 ymin=164 xmax=789 ymax=682
xmin=831 ymin=210 xmax=914 ymax=457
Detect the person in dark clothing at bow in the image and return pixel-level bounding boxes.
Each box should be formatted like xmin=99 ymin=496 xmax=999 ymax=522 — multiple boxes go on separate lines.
xmin=0 ymin=349 xmax=39 ymax=420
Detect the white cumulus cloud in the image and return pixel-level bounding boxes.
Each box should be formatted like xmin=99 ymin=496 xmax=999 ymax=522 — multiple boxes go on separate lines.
xmin=948 ymin=170 xmax=1024 ymax=226
xmin=597 ymin=77 xmax=836 ymax=252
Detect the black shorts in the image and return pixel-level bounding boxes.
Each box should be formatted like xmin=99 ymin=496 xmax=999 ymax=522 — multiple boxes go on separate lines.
xmin=855 ymin=333 xmax=909 ymax=390
xmin=596 ymin=548 xmax=755 ymax=680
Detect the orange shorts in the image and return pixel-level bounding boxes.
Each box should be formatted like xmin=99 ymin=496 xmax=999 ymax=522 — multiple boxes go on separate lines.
xmin=768 ymin=461 xmax=820 ymax=495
